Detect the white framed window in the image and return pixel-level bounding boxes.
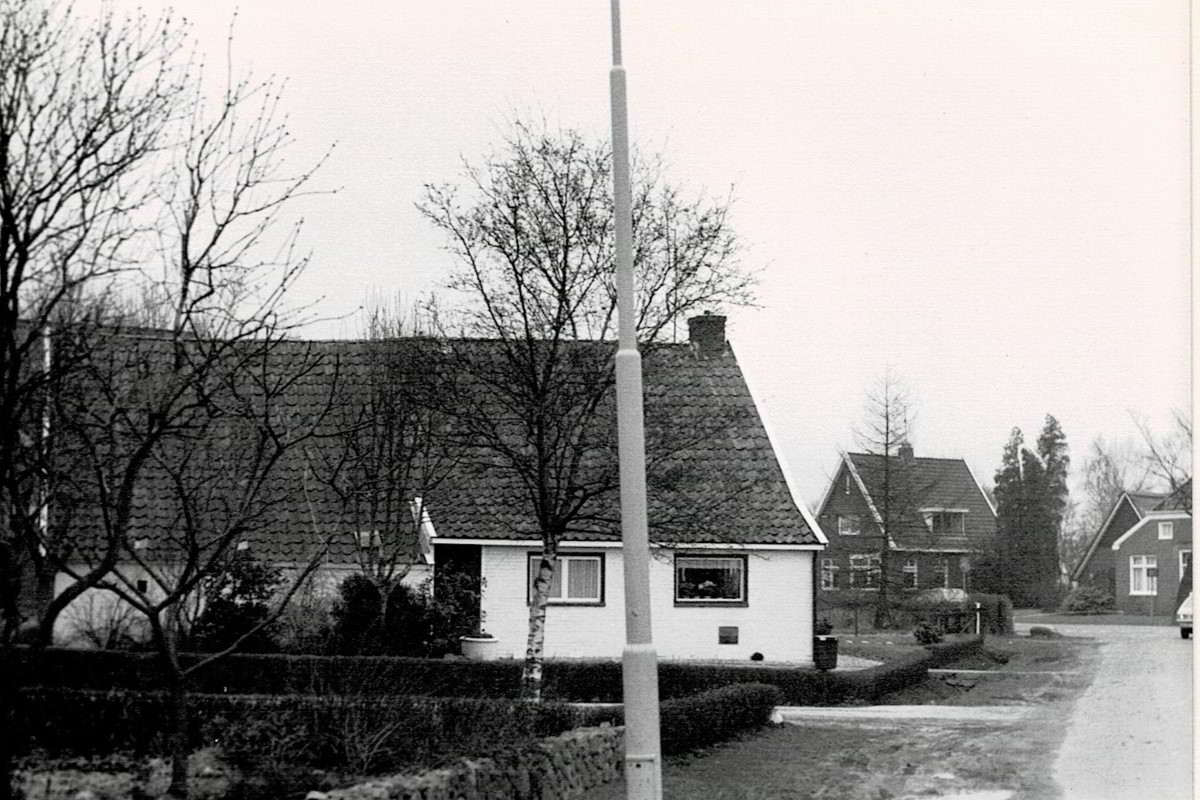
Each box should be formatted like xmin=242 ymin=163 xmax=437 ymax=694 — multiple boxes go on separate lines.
xmin=838 ymin=514 xmax=862 ymax=536
xmin=1129 ymin=555 xmax=1157 ymax=596
xmin=1158 ymin=522 xmax=1174 ymax=540
xmin=924 ymin=511 xmax=966 ymax=536
xmin=902 ymin=558 xmax=919 ymax=589
xmin=1179 ymin=550 xmax=1191 ymax=580
xmin=527 ymin=553 xmax=604 ymax=605
xmin=675 ymin=555 xmax=747 ymax=604
xmin=849 ymin=554 xmax=881 ymax=589
xmin=936 ymin=558 xmax=950 ymax=588
xmin=820 ymin=558 xmax=839 ymax=591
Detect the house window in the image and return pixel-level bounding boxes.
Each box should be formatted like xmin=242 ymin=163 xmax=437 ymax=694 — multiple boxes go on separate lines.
xmin=902 ymin=558 xmax=918 ymax=589
xmin=1129 ymin=555 xmax=1157 ymax=596
xmin=1158 ymin=522 xmax=1174 ymax=540
xmin=848 ymin=554 xmax=881 ymax=589
xmin=926 ymin=511 xmax=966 ymax=536
xmin=527 ymin=553 xmax=604 ymax=605
xmin=675 ymin=555 xmax=747 ymax=604
xmin=820 ymin=558 xmax=839 ymax=590
xmin=1180 ymin=550 xmax=1191 ymax=580
xmin=838 ymin=514 xmax=862 ymax=536
xmin=935 ymin=558 xmax=950 ymax=588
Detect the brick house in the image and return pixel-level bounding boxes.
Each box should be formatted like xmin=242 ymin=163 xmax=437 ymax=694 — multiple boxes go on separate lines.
xmin=1110 ymin=508 xmax=1192 ymax=617
xmin=814 ymin=447 xmax=997 ymax=600
xmin=1069 ymin=490 xmax=1171 ymax=595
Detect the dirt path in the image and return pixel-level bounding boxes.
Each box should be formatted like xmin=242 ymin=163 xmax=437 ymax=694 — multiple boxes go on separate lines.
xmin=1047 ymin=624 xmax=1192 ymax=799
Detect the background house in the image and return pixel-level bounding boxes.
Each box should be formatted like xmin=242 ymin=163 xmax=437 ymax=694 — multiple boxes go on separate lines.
xmin=1069 ymin=490 xmax=1172 ymax=594
xmin=1110 ymin=508 xmax=1192 ymax=617
xmin=815 ymin=447 xmax=997 ymax=605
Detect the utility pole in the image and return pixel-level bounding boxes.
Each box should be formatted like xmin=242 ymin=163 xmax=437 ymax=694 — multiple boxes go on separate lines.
xmin=609 ymin=2 xmax=664 ymax=798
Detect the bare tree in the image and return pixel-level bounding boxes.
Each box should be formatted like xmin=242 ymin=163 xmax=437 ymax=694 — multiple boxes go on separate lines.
xmin=419 ymin=120 xmax=754 ymax=701
xmin=1130 ymin=408 xmax=1192 ymax=494
xmin=853 ymin=370 xmax=922 ymax=628
xmin=310 ymin=302 xmax=460 ymax=643
xmin=0 ymin=3 xmax=333 ymax=796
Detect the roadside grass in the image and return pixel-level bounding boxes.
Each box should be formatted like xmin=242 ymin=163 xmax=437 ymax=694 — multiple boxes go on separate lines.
xmin=1013 ymin=611 xmax=1175 ymax=626
xmin=586 ymin=635 xmax=1099 ymax=800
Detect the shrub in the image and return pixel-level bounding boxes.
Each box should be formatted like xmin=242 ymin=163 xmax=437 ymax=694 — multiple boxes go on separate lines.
xmin=332 ymin=574 xmax=385 ymax=654
xmin=1061 ymin=586 xmax=1115 ymax=615
xmin=658 ymin=683 xmax=780 ymax=754
xmin=12 ymin=687 xmax=600 ymax=772
xmin=970 ymin=593 xmax=1015 ymax=634
xmin=188 ymin=549 xmax=284 ymax=653
xmin=913 ymin=622 xmax=943 ymax=645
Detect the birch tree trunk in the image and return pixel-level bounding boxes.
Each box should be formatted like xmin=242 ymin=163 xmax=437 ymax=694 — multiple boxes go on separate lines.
xmin=520 ymin=542 xmax=557 ymax=702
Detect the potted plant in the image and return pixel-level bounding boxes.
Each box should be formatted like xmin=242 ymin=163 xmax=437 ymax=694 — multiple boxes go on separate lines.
xmin=459 ymin=613 xmax=500 ymax=660
xmin=813 ymin=617 xmax=838 ymax=671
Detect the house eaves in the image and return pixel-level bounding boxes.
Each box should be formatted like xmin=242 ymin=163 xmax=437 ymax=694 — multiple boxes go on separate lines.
xmin=1110 ymin=510 xmax=1191 ymax=552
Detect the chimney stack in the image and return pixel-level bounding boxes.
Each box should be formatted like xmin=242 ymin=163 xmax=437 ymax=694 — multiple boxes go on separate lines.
xmin=687 ymin=312 xmax=727 ymax=358
xmin=898 ymin=441 xmax=914 ymax=465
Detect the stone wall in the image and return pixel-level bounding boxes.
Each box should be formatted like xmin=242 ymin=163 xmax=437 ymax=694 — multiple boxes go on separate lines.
xmin=324 ymin=724 xmax=625 ymax=800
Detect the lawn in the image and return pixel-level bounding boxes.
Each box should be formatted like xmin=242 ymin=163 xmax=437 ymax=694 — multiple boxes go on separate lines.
xmin=585 ymin=634 xmax=1098 ymax=800
xmin=836 ymin=631 xmax=931 ymax=663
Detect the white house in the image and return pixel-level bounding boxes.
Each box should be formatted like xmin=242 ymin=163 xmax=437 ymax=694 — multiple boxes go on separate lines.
xmin=42 ymin=315 xmax=826 ymax=660
xmin=429 ymin=314 xmax=826 ymax=663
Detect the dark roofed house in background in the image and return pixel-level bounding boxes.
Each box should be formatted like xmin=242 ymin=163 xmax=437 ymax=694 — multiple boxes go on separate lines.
xmin=48 ymin=314 xmax=828 ymax=664
xmin=814 ymin=446 xmax=997 ymax=608
xmin=1071 ymin=479 xmax=1192 ymax=616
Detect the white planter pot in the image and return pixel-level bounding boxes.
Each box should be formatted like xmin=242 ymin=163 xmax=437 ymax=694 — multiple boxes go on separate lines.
xmin=460 ymin=635 xmax=500 ymax=661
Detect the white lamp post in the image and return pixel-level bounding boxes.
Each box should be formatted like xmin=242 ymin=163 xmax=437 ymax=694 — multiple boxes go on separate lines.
xmin=608 ymin=2 xmax=664 ymax=798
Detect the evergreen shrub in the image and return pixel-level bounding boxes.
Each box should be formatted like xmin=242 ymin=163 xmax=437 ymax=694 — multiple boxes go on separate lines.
xmin=1060 ymin=586 xmax=1115 ymax=615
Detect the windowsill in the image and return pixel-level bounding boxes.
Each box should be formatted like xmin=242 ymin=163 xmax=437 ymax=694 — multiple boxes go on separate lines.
xmin=530 ymin=600 xmax=606 ymax=607
xmin=1129 ymin=591 xmax=1158 ymax=597
xmin=675 ymin=599 xmax=749 ymax=607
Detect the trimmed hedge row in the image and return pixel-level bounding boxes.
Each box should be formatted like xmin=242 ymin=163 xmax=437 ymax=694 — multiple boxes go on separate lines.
xmin=13 ymin=636 xmax=983 ymax=706
xmin=13 ymin=682 xmax=779 ymax=771
xmin=13 ymin=688 xmax=608 ymax=772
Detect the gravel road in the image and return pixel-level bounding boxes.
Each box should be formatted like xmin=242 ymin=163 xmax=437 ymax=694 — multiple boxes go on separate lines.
xmin=1042 ymin=623 xmax=1192 ymax=799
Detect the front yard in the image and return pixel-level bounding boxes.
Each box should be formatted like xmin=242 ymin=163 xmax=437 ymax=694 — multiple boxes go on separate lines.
xmin=585 ymin=633 xmax=1097 ymax=800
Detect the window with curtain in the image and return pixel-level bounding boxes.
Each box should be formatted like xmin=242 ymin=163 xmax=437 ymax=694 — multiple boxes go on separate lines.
xmin=527 ymin=553 xmax=604 ymax=604
xmin=675 ymin=555 xmax=747 ymax=603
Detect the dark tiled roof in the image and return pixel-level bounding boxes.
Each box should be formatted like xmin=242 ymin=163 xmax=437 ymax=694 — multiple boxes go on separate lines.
xmin=1153 ymin=480 xmax=1192 ymax=512
xmin=845 ymin=453 xmax=996 ymax=552
xmin=57 ymin=333 xmax=819 ymax=567
xmin=1129 ymin=491 xmax=1169 ymax=515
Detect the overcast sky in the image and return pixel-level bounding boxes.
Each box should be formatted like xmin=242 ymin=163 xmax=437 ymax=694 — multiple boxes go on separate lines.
xmin=113 ymin=1 xmax=1190 ymax=507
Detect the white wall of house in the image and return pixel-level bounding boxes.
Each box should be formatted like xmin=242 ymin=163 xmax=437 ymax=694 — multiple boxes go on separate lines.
xmin=479 ymin=543 xmax=815 ymax=664
xmin=51 ymin=561 xmax=432 ymax=646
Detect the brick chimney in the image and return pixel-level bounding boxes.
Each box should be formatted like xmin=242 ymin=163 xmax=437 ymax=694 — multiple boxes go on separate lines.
xmin=687 ymin=312 xmax=727 ymax=358
xmin=898 ymin=441 xmax=914 ymax=465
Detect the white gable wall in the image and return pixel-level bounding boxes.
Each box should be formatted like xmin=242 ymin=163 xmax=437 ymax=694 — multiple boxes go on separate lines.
xmin=479 ymin=544 xmax=814 ymax=663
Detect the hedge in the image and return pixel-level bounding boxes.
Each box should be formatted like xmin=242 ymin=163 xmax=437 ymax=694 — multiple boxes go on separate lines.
xmin=12 ymin=636 xmax=983 ymax=706
xmin=11 ymin=688 xmax=608 ymax=773
xmin=12 ymin=683 xmax=778 ymax=772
